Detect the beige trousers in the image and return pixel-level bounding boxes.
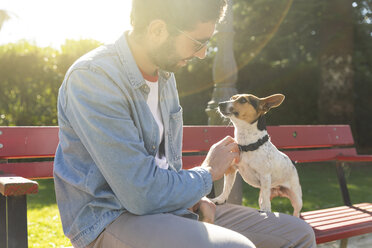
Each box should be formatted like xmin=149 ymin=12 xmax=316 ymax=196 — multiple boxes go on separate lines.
xmin=86 ymin=204 xmax=316 ymax=248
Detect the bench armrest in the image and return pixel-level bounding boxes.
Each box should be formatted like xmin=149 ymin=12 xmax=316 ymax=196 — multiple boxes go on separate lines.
xmin=0 ymin=176 xmax=38 ymax=196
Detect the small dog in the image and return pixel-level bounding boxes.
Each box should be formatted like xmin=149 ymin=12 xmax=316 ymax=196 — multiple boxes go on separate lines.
xmin=211 ymin=93 xmax=302 ymax=217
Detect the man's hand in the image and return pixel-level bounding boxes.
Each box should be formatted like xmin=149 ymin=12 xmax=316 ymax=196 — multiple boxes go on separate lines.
xmin=190 ymin=197 xmax=216 ymax=224
xmin=201 ymin=136 xmax=239 ymax=181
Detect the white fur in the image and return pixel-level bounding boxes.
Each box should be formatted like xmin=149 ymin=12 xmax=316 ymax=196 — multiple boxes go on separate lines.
xmin=211 ymin=101 xmax=303 ymax=217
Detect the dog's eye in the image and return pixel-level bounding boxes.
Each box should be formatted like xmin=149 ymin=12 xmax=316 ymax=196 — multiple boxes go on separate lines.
xmin=238 ymin=97 xmax=248 ymax=104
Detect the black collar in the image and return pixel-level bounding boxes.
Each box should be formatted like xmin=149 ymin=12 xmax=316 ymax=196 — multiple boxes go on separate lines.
xmin=238 ymin=135 xmax=269 ymax=152
xmin=251 ymin=115 xmax=267 ymax=131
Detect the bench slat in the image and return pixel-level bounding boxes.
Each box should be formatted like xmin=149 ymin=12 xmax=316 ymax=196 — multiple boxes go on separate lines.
xmin=311 ymin=204 xmax=371 ymax=216
xmin=0 ymin=125 xmax=355 ymax=157
xmin=300 ymin=203 xmax=372 ymax=243
xmin=302 ymin=203 xmax=371 ymax=216
xmin=182 ymin=125 xmax=355 ymax=152
xmin=182 ymin=126 xmax=234 ymax=152
xmin=0 ymin=126 xmax=59 ymax=159
xmin=307 ymin=212 xmax=372 ymax=228
xmin=337 ymin=155 xmax=372 ymax=162
xmin=268 ymin=125 xmax=355 ymax=148
xmin=0 ymin=149 xmax=360 ymax=179
xmin=181 ymin=148 xmax=358 ymax=169
xmin=315 ymin=222 xmax=372 ymax=244
xmin=285 ymin=148 xmax=358 ymax=163
xmin=0 ymin=162 xmax=54 ymax=179
xmin=182 ymin=155 xmax=205 ymax=170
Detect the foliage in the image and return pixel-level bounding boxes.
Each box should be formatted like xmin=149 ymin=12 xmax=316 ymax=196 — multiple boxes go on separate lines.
xmin=0 ymin=42 xmax=60 ymax=125
xmin=0 ymin=39 xmax=101 ymax=126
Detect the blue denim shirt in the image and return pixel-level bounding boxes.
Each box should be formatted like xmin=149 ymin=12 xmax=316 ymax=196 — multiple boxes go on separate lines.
xmin=54 ymin=32 xmax=213 ymax=248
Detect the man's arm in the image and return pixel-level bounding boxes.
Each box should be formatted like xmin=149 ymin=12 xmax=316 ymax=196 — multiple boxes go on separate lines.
xmin=61 ymin=68 xmax=213 ymax=215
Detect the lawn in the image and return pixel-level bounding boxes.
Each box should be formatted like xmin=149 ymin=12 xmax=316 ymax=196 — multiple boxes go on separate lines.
xmin=27 ymin=180 xmax=71 ymax=248
xmin=27 ymin=162 xmax=372 ymax=247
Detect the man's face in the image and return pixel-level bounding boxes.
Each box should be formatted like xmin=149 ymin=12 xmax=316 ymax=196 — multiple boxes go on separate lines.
xmin=148 ymin=21 xmax=216 ymax=72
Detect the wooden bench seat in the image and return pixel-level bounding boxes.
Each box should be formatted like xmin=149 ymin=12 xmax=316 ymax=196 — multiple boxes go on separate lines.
xmin=301 ymin=203 xmax=372 ymax=244
xmin=1 ymin=125 xmax=371 ymax=247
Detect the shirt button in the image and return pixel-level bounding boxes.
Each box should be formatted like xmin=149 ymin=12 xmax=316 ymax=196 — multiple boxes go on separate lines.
xmin=152 ymin=145 xmax=156 ymax=150
xmin=142 ymin=85 xmax=150 ymax=93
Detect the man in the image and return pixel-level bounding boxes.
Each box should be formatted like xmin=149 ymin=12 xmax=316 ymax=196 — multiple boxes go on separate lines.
xmin=54 ymin=0 xmax=316 ymax=247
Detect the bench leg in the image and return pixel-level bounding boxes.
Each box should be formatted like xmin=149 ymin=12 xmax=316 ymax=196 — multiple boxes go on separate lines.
xmin=336 ymin=161 xmax=352 ymax=206
xmin=0 ymin=194 xmax=28 ymax=248
xmin=340 ymin=238 xmax=348 ymax=248
xmin=0 ymin=194 xmax=6 ymax=248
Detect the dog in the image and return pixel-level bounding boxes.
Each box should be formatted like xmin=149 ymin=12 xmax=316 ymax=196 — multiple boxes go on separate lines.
xmin=211 ymin=93 xmax=302 ymax=217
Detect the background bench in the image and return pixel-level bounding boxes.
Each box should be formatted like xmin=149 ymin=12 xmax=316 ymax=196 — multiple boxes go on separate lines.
xmin=1 ymin=125 xmax=371 ymax=247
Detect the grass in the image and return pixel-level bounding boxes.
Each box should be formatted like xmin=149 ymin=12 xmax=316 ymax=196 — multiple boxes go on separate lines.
xmin=27 ymin=162 xmax=372 ymax=247
xmin=27 ymin=179 xmax=71 ymax=248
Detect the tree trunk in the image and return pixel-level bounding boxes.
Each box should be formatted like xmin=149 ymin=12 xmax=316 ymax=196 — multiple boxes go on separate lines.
xmin=318 ymin=0 xmax=354 ymax=124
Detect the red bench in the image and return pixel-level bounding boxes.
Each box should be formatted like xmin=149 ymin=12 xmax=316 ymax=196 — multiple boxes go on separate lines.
xmin=1 ymin=125 xmax=371 ymax=247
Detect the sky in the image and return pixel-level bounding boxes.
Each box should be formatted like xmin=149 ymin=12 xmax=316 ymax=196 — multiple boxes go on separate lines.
xmin=0 ymin=0 xmax=133 ymax=49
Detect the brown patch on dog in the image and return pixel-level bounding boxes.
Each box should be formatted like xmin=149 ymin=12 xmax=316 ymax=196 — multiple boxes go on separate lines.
xmin=231 ymin=94 xmax=260 ymax=123
xmin=258 ymin=94 xmax=285 ymax=114
xmin=270 ymin=186 xmax=290 ymax=200
xmin=229 ymin=94 xmax=285 ymax=123
xmin=225 ymin=165 xmax=237 ymax=175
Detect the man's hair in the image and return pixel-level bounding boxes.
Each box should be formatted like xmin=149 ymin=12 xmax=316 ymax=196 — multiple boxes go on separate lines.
xmin=130 ymin=0 xmax=227 ymax=34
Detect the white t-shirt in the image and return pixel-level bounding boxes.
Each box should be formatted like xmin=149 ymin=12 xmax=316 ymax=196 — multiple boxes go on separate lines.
xmin=145 ymin=80 xmax=169 ymax=170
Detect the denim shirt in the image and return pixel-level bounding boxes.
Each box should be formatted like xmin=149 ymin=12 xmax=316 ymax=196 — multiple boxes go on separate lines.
xmin=54 ymin=32 xmax=213 ymax=248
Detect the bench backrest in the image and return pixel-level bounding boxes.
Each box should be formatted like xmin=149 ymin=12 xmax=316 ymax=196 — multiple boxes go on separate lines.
xmin=0 ymin=125 xmax=358 ymax=178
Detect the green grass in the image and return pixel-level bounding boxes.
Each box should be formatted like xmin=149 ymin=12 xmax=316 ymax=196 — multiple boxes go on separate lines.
xmin=27 ymin=179 xmax=71 ymax=248
xmin=27 ymin=162 xmax=372 ymax=247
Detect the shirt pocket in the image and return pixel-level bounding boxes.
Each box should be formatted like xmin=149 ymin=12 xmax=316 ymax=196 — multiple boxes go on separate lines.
xmin=167 ymin=106 xmax=183 ymax=166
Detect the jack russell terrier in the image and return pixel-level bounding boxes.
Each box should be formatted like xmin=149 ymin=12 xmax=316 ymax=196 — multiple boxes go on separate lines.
xmin=211 ymin=93 xmax=302 ymax=217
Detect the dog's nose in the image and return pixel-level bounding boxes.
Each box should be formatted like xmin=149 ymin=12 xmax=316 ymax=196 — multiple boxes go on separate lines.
xmin=218 ymin=101 xmax=232 ymax=116
xmin=218 ymin=102 xmax=227 ymax=109
xmin=218 ymin=102 xmax=228 ymax=111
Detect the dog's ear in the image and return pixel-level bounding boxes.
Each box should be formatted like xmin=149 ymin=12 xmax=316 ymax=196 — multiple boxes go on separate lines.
xmin=259 ymin=94 xmax=285 ymax=114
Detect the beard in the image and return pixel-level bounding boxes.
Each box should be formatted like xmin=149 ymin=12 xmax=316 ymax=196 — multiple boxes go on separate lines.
xmin=148 ymin=37 xmax=187 ymax=73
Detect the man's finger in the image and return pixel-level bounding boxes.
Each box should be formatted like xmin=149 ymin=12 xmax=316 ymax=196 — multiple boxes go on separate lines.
xmin=225 ymin=142 xmax=239 ymax=152
xmin=220 ymin=136 xmax=235 ymax=145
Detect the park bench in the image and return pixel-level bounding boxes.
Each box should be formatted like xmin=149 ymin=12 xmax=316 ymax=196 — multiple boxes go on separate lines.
xmin=0 ymin=125 xmax=371 ymax=247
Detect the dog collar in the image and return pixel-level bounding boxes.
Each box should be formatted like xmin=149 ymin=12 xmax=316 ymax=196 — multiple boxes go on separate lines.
xmin=238 ymin=135 xmax=269 ymax=152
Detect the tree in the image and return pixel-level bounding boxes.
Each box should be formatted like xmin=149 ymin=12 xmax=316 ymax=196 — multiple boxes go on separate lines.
xmin=0 ymin=39 xmax=101 ymax=126
xmin=318 ymin=0 xmax=355 ymax=124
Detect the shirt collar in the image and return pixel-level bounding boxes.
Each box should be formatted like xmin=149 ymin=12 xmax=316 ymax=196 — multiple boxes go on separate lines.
xmin=115 ymin=31 xmax=172 ymax=89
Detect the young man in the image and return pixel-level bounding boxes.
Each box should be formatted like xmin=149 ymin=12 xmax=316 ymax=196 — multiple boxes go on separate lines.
xmin=54 ymin=0 xmax=316 ymax=247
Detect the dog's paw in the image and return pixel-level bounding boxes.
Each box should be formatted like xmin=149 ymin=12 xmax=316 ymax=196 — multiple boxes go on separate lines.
xmin=259 ymin=206 xmax=272 ymax=213
xmin=210 ymin=197 xmax=227 ymax=205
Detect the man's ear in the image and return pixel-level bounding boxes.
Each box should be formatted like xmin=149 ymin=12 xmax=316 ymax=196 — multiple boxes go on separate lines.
xmin=147 ymin=20 xmax=169 ymax=43
xmin=258 ymin=94 xmax=285 ymax=114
